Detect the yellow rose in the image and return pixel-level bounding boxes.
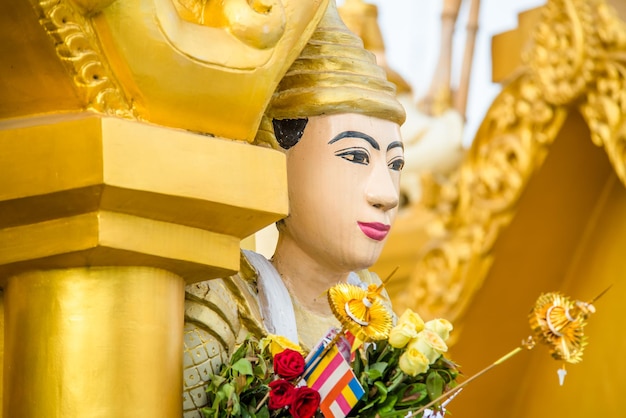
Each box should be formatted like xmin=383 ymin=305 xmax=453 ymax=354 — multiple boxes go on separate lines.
xmin=424 ymin=318 xmax=453 ymax=341
xmin=408 ymin=329 xmax=448 ymax=364
xmin=388 ymin=322 xmax=419 ymax=348
xmin=398 ymin=347 xmax=429 ymax=376
xmin=397 ymin=309 xmax=425 ymax=333
xmin=260 ymin=334 xmax=303 ymax=357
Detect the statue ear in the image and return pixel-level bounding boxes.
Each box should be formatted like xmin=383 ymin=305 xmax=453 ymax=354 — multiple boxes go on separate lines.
xmin=272 ymin=118 xmax=308 ymax=150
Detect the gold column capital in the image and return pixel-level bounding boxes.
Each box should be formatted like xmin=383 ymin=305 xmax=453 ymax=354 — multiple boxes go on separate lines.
xmin=0 ymin=115 xmax=288 ymax=283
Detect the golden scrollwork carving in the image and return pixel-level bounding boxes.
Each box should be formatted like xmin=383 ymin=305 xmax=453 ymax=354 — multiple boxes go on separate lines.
xmin=399 ymin=0 xmax=626 ymax=326
xmin=576 ymin=2 xmax=626 ymax=184
xmin=529 ymin=0 xmax=626 ymax=183
xmin=173 ymin=0 xmax=286 ymax=50
xmin=399 ymin=74 xmax=567 ymax=323
xmin=35 ymin=0 xmax=134 ymax=117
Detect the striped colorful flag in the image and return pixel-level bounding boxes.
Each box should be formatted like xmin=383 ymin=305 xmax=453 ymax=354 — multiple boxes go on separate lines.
xmin=303 ymin=342 xmax=364 ymax=418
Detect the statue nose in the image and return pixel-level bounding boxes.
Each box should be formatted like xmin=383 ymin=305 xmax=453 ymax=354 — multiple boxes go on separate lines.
xmin=366 ymin=169 xmax=399 ymax=211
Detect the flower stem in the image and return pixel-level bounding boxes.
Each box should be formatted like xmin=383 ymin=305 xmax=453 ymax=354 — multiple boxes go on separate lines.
xmin=409 ymin=345 xmax=529 ymax=416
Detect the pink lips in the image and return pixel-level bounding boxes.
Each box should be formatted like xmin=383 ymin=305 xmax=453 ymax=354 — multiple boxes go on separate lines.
xmin=358 ymin=222 xmax=391 ymax=241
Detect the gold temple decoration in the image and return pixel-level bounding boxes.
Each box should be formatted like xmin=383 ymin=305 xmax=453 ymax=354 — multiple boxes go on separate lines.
xmin=411 ymin=289 xmax=602 ymax=416
xmin=398 ymin=0 xmax=626 ymax=325
xmin=20 ymin=0 xmax=329 ymax=141
xmin=328 ymin=282 xmax=393 ymax=342
xmin=529 ymin=292 xmax=596 ymax=363
xmin=34 ymin=0 xmax=133 ymax=117
xmin=170 ymin=0 xmax=286 ymax=50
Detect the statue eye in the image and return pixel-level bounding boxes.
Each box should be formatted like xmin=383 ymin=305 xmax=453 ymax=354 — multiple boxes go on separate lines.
xmin=335 ymin=148 xmax=370 ymax=165
xmin=388 ymin=157 xmax=404 ymax=171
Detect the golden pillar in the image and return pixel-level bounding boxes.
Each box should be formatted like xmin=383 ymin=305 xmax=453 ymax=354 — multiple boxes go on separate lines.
xmin=0 ymin=0 xmax=329 ymax=416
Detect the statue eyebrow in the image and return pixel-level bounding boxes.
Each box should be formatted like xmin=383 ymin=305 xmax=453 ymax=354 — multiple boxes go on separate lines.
xmin=328 ymin=130 xmax=380 ymax=150
xmin=387 ymin=141 xmax=404 ymax=152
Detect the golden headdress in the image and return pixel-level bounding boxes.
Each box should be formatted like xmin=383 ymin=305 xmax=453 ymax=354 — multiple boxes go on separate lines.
xmin=256 ymin=0 xmax=406 ymax=148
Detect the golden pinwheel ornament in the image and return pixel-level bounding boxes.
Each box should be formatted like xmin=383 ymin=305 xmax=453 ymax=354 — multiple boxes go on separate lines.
xmin=529 ymin=291 xmax=596 ymax=364
xmin=411 ymin=287 xmax=608 ymax=416
xmin=327 ymin=282 xmax=393 ymax=342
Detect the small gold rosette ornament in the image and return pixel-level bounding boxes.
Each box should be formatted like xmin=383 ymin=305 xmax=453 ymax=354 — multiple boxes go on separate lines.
xmin=409 ymin=288 xmax=607 ymax=415
xmin=529 ymin=292 xmax=596 ymax=364
xmin=328 ymin=282 xmax=392 ymax=342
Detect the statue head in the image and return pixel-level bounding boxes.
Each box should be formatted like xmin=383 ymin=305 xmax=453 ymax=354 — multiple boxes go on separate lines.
xmin=259 ymin=1 xmax=406 ymax=274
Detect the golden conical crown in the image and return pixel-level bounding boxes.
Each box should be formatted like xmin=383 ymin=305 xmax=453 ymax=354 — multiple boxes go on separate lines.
xmin=256 ymin=0 xmax=405 ymax=148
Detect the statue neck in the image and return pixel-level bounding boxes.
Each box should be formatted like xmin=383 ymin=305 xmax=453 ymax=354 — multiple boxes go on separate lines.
xmin=271 ymin=237 xmax=350 ymax=316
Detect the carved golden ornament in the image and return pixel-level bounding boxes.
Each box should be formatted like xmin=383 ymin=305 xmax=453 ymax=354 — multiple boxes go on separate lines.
xmin=528 ymin=0 xmax=626 ymax=183
xmin=399 ymin=75 xmax=567 ymax=322
xmin=327 ymin=282 xmax=393 ymax=342
xmin=26 ymin=0 xmax=328 ymax=140
xmin=35 ymin=0 xmax=133 ymax=117
xmin=154 ymin=0 xmax=287 ymax=69
xmin=400 ymin=0 xmax=626 ymax=327
xmin=172 ymin=0 xmax=285 ymax=50
xmin=529 ymin=292 xmax=595 ymax=363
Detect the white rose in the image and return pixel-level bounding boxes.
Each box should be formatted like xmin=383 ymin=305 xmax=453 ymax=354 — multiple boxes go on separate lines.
xmin=397 ymin=309 xmax=425 ymax=333
xmin=388 ymin=322 xmax=419 ymax=349
xmin=424 ymin=318 xmax=453 ymax=342
xmin=408 ymin=329 xmax=448 ymax=364
xmin=398 ymin=347 xmax=429 ymax=376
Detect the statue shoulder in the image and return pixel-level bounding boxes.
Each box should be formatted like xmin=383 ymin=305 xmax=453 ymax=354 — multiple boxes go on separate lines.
xmin=182 ymin=251 xmax=266 ymax=417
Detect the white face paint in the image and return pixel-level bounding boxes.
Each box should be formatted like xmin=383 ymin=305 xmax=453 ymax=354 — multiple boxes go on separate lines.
xmin=281 ymin=113 xmax=404 ymax=273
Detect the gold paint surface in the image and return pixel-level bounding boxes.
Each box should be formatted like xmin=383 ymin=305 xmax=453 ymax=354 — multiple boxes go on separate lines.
xmin=3 ymin=267 xmax=184 ymax=418
xmin=1 ymin=0 xmax=328 ymax=140
xmin=0 ymin=116 xmax=288 ymax=237
xmin=90 ymin=0 xmax=327 ymax=140
xmin=0 ymin=292 xmax=3 ymax=415
xmin=490 ymin=7 xmax=543 ymax=83
xmin=0 ymin=211 xmax=240 ymax=284
xmin=0 ymin=2 xmax=82 ymax=118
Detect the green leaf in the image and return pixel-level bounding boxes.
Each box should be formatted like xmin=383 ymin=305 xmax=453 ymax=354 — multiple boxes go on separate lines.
xmin=386 ymin=368 xmax=405 ymax=392
xmin=232 ymin=358 xmax=254 ymax=376
xmin=256 ymin=405 xmax=270 ymax=418
xmin=396 ymin=382 xmax=427 ymax=407
xmin=426 ymin=371 xmax=444 ymax=401
xmin=352 ymin=350 xmax=365 ymax=376
xmin=377 ymin=393 xmax=398 ymax=413
xmin=373 ymin=380 xmax=388 ymax=404
xmin=231 ymin=340 xmax=250 ymax=364
xmin=365 ymin=361 xmax=388 ymax=381
xmin=230 ymin=392 xmax=241 ymax=416
xmin=200 ymin=407 xmax=215 ymax=418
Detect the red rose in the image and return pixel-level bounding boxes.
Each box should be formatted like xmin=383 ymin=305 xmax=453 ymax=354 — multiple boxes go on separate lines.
xmin=268 ymin=379 xmax=296 ymax=410
xmin=290 ymin=387 xmax=321 ymax=418
xmin=273 ymin=348 xmax=305 ymax=380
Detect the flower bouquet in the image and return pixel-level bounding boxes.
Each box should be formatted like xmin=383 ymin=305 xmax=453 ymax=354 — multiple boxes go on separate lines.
xmin=348 ymin=311 xmax=460 ymax=417
xmin=202 ymin=307 xmax=460 ymax=418
xmin=202 ymin=279 xmax=603 ymax=418
xmin=202 ymin=335 xmax=321 ymax=418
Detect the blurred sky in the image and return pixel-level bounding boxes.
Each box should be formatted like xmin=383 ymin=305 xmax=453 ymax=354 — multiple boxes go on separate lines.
xmin=337 ymin=0 xmax=546 ymax=146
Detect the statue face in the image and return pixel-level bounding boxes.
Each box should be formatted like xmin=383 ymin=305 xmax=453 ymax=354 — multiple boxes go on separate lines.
xmin=282 ymin=113 xmax=404 ymax=272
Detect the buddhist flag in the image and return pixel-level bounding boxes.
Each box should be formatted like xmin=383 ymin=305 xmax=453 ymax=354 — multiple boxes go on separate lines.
xmin=303 ymin=343 xmax=364 ymax=418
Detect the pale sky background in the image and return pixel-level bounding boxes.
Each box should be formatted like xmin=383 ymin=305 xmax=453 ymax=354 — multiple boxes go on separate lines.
xmin=337 ymin=0 xmax=546 ymax=146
